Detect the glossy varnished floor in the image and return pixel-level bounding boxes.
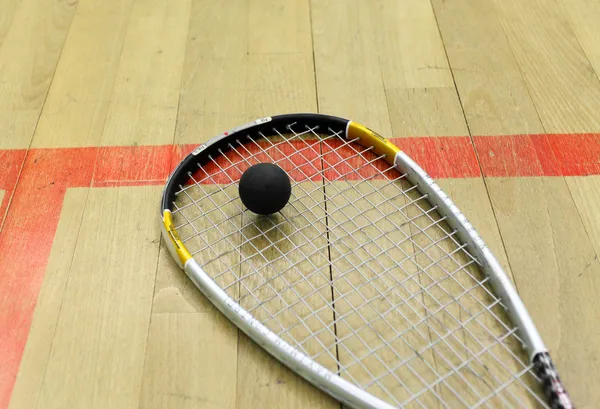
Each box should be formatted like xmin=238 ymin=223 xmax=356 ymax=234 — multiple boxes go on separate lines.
xmin=0 ymin=0 xmax=599 ymax=408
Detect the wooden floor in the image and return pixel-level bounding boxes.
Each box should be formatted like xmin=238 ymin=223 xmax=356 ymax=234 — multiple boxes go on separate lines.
xmin=1 ymin=0 xmax=599 ymax=408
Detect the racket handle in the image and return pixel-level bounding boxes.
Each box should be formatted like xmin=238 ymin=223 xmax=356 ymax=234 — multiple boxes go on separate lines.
xmin=533 ymin=352 xmax=574 ymax=409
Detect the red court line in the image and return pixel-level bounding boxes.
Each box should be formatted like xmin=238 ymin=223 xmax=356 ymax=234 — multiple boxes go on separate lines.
xmin=395 ymin=136 xmax=481 ymax=179
xmin=93 ymin=145 xmax=173 ymax=187
xmin=0 ymin=133 xmax=598 ymax=408
xmin=474 ymin=134 xmax=561 ymax=177
xmin=0 ymin=148 xmax=97 ymax=407
xmin=548 ymin=133 xmax=600 ymax=176
xmin=0 ymin=150 xmax=27 ymax=230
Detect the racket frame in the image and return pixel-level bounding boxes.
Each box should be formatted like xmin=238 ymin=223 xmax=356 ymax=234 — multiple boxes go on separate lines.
xmin=160 ymin=113 xmax=572 ymax=409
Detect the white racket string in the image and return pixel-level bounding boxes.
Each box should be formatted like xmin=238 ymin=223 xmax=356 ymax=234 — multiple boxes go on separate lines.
xmin=170 ymin=124 xmax=550 ymax=408
xmin=293 ymin=126 xmax=545 ymax=406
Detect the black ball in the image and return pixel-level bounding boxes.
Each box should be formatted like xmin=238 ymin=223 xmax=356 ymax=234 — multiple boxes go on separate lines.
xmin=238 ymin=163 xmax=292 ymax=215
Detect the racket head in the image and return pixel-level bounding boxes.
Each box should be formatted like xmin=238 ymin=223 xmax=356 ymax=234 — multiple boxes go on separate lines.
xmin=160 ymin=113 xmax=573 ymax=409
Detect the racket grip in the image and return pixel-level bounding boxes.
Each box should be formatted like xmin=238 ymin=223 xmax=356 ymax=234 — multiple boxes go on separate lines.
xmin=533 ymin=352 xmax=574 ymax=409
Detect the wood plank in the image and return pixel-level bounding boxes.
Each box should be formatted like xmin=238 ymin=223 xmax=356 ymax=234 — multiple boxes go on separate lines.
xmin=433 ymin=0 xmax=596 ymax=405
xmin=313 ymin=0 xmax=457 ymax=133
xmin=386 ymin=87 xmax=468 ymax=137
xmin=237 ymin=6 xmax=328 ymax=407
xmin=0 ymin=187 xmax=8 ymax=231
xmin=0 ymin=149 xmax=96 ymax=408
xmin=486 ymin=177 xmax=600 ymax=408
xmin=139 ymin=313 xmax=238 ymax=409
xmin=174 ymin=0 xmax=248 ymax=144
xmin=10 ymin=1 xmax=192 ymax=403
xmin=245 ymin=53 xmax=317 ymax=118
xmin=0 ymin=0 xmax=21 ymax=47
xmin=31 ymin=0 xmax=136 ymax=148
xmin=8 ymin=189 xmax=88 ymax=409
xmin=0 ymin=0 xmax=77 ymax=149
xmin=431 ymin=0 xmax=543 ymax=136
xmin=35 ymin=186 xmax=160 ymax=409
xmin=312 ymin=1 xmax=469 ymax=404
xmin=149 ymin=179 xmax=243 ymax=409
xmin=493 ymin=0 xmax=600 ymax=133
xmin=155 ymin=2 xmax=329 ymax=409
xmin=372 ymin=0 xmax=466 ymax=139
xmin=152 ymin=243 xmax=211 ymax=314
xmin=236 ymin=334 xmax=338 ymax=409
xmin=371 ymin=0 xmax=454 ymax=90
xmin=248 ymin=0 xmax=311 ymax=55
xmin=311 ymin=0 xmax=391 ymax=134
xmin=567 ymin=176 xmax=600 ymax=257
xmin=560 ymin=0 xmax=600 ymax=78
xmin=154 ymin=0 xmax=249 ymax=308
xmin=100 ymin=0 xmax=191 ymax=147
xmin=311 ymin=1 xmax=531 ymax=401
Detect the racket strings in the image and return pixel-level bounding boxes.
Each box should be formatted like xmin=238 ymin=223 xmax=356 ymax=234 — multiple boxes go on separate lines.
xmin=292 ymin=133 xmax=548 ymax=404
xmin=175 ymin=177 xmax=538 ymax=409
xmin=187 ymin=149 xmax=405 ymax=256
xmin=170 ymin=125 xmax=549 ymax=408
xmin=210 ymin=190 xmax=435 ymax=299
xmin=296 ymin=128 xmax=544 ymax=398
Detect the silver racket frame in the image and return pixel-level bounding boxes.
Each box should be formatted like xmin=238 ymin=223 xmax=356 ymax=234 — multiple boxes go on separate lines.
xmin=161 ymin=116 xmax=571 ymax=409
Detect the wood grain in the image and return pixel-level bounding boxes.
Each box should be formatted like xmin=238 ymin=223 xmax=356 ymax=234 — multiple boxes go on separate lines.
xmin=248 ymin=0 xmax=312 ymax=55
xmin=0 ymin=0 xmax=77 ymax=149
xmin=0 ymin=0 xmax=21 ymax=47
xmin=236 ymin=3 xmax=329 ymax=407
xmin=567 ymin=176 xmax=600 ymax=257
xmin=245 ymin=53 xmax=317 ymax=119
xmin=8 ymin=189 xmax=88 ymax=409
xmin=431 ymin=0 xmax=543 ymax=136
xmin=236 ymin=335 xmax=338 ymax=409
xmin=433 ymin=0 xmax=599 ymax=406
xmin=487 ymin=177 xmax=600 ymax=408
xmin=100 ymin=0 xmax=191 ymax=147
xmin=311 ymin=0 xmax=391 ymax=134
xmin=34 ymin=186 xmax=160 ymax=409
xmin=174 ymin=0 xmax=248 ymax=144
xmin=493 ymin=0 xmax=600 ymax=133
xmin=386 ymin=87 xmax=468 ymax=137
xmin=370 ymin=0 xmax=453 ymax=90
xmin=1 ymin=0 xmax=600 ymax=408
xmin=139 ymin=313 xmax=238 ymax=409
xmin=31 ymin=0 xmax=136 ymax=148
xmin=560 ymin=0 xmax=600 ymax=79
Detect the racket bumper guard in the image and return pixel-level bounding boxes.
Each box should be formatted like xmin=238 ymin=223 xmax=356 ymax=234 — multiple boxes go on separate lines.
xmin=346 ymin=122 xmax=400 ymax=165
xmin=161 ymin=210 xmax=192 ymax=268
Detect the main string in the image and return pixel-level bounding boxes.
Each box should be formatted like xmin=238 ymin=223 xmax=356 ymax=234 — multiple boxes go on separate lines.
xmin=171 ymin=124 xmax=549 ymax=408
